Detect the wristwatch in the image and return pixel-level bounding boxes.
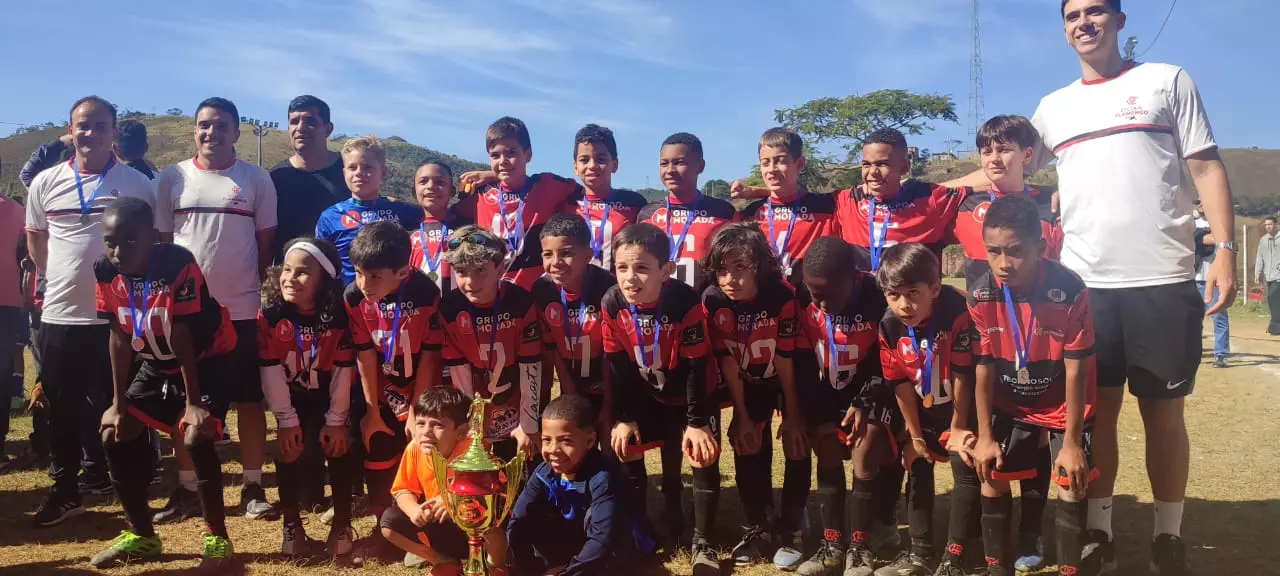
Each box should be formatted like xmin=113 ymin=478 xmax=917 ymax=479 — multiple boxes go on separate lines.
xmin=1217 ymin=241 xmax=1238 ymax=252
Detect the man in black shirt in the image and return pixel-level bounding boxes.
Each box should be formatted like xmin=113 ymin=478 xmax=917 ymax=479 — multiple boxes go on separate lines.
xmin=116 ymin=120 xmax=154 ymax=179
xmin=268 ymin=95 xmax=347 ymax=260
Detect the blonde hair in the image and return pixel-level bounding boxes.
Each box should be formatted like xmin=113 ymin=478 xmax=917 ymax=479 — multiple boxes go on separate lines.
xmin=340 ymin=135 xmax=387 ymax=168
xmin=443 ymin=225 xmax=508 ymax=271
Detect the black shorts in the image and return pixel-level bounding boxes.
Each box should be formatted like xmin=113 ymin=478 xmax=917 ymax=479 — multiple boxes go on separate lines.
xmin=800 ymin=377 xmax=895 ymax=432
xmin=988 ymin=414 xmax=1097 ymax=489
xmin=124 ymin=356 xmax=233 ymax=436
xmin=38 ymin=322 xmax=111 ymax=398
xmin=379 ymin=504 xmax=469 ymax=560
xmin=622 ymin=394 xmax=721 ymax=458
xmin=1090 ymin=282 xmax=1203 ymax=399
xmin=892 ymin=402 xmax=956 ymax=459
xmin=227 ymin=319 xmax=265 ymax=403
xmin=365 ymin=402 xmax=409 ymax=472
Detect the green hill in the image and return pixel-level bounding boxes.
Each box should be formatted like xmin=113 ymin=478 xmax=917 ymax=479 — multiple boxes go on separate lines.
xmin=0 ymin=113 xmax=487 ymax=201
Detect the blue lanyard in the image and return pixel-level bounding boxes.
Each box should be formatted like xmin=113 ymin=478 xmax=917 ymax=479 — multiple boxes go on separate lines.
xmin=295 ymin=322 xmax=318 ymax=373
xmin=72 ymin=156 xmax=115 ymax=219
xmin=586 ymin=199 xmax=611 ymax=263
xmin=629 ymin=287 xmax=665 ymax=370
xmin=1002 ymin=284 xmax=1036 ymax=370
xmin=766 ymin=197 xmax=800 ymax=262
xmin=988 ymin=186 xmax=1028 ymax=203
xmin=419 ymin=222 xmax=448 ymax=274
xmin=665 ymin=194 xmax=700 ymax=262
xmin=559 ymin=286 xmax=588 ymax=371
xmin=867 ymin=196 xmax=890 ymax=271
xmin=379 ymin=283 xmax=406 ymax=362
xmin=907 ymin=315 xmax=936 ymax=397
xmin=498 ymin=188 xmax=527 ymax=255
xmin=473 ymin=294 xmax=503 ymax=373
xmin=822 ymin=276 xmax=861 ymax=379
xmin=127 ymin=247 xmax=155 ymax=343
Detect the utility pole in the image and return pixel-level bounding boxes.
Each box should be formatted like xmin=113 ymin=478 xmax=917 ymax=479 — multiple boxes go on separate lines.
xmin=1124 ymin=36 xmax=1139 ymax=61
xmin=968 ymin=0 xmax=985 ymax=136
xmin=241 ymin=117 xmax=279 ymax=167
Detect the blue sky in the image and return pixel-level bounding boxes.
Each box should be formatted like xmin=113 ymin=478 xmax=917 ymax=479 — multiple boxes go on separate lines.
xmin=1 ymin=0 xmax=1275 ymax=189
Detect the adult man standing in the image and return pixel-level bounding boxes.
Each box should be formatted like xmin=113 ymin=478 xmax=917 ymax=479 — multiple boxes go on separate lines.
xmin=24 ymin=96 xmax=155 ymax=527
xmin=269 ymin=95 xmax=347 ymax=260
xmin=1193 ymin=205 xmax=1229 ymax=367
xmin=153 ymin=97 xmax=277 ymax=522
xmin=1254 ymin=217 xmax=1280 ymax=335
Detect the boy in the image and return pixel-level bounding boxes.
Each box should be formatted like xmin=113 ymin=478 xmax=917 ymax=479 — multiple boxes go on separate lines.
xmin=532 ymin=214 xmax=617 ymax=415
xmin=316 ymin=135 xmax=424 ymax=285
xmin=968 ymin=195 xmax=1097 ymax=576
xmin=437 ymin=226 xmax=544 ymax=460
xmin=459 ymin=117 xmax=584 ymax=290
xmin=874 ymin=243 xmax=981 ymax=576
xmin=508 ymin=394 xmax=656 ymax=576
xmin=638 ymin=133 xmax=735 ymax=291
xmin=410 ymin=161 xmax=474 ymax=293
xmin=950 ymin=114 xmax=1058 ymax=572
xmin=601 ymin=223 xmax=721 ymax=575
xmin=570 ymin=124 xmax=647 ymax=272
xmin=89 ymin=198 xmax=238 ymax=572
xmin=795 ymin=236 xmax=894 ymax=576
xmin=344 ymin=221 xmax=443 ymax=551
xmin=380 ymin=386 xmax=508 ymax=576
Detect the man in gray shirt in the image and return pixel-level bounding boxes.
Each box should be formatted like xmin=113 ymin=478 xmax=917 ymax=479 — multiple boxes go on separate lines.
xmin=1254 ymin=216 xmax=1280 ymax=334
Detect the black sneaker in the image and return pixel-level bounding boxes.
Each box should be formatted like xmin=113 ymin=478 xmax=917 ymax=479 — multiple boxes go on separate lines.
xmin=242 ymin=483 xmax=277 ymax=520
xmin=153 ymin=486 xmax=201 ymax=524
xmin=281 ymin=521 xmax=322 ymax=557
xmin=79 ymin=473 xmax=114 ymax=495
xmin=1150 ymin=534 xmax=1191 ymax=576
xmin=1080 ymin=529 xmax=1118 ymax=574
xmin=874 ymin=550 xmax=932 ymax=576
xmin=730 ymin=525 xmax=772 ymax=566
xmin=32 ymin=493 xmax=85 ymax=527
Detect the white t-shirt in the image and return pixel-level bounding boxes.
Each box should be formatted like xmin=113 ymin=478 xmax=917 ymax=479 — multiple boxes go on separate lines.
xmin=24 ymin=159 xmax=155 ymax=325
xmin=155 ymin=158 xmax=278 ymax=320
xmin=1031 ymin=62 xmax=1217 ymax=289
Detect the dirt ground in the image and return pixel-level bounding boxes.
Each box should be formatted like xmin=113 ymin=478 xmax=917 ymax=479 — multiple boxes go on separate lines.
xmin=1 ymin=308 xmax=1277 ymax=575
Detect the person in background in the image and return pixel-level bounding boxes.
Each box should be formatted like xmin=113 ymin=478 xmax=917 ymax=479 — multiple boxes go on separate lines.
xmin=1254 ymin=216 xmax=1280 ymax=335
xmin=0 ymin=186 xmax=24 ymax=470
xmin=115 ymin=120 xmax=155 ymax=180
xmin=270 ymin=95 xmax=349 ymax=261
xmin=1193 ymin=203 xmax=1229 ymax=367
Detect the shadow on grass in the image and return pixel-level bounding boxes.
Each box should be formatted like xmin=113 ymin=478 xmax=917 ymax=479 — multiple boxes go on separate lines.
xmin=1211 ymin=351 xmax=1280 ymax=367
xmin=0 ymin=557 xmax=203 ymax=576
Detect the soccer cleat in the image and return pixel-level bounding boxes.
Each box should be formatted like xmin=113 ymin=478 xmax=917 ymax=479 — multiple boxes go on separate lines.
xmin=403 ymin=551 xmax=428 ymax=568
xmin=197 ymin=532 xmax=235 ymax=574
xmin=90 ymin=530 xmax=163 ymax=568
xmin=798 ymin=540 xmax=846 ymax=576
xmin=328 ymin=523 xmax=356 ymax=557
xmin=1014 ymin=532 xmax=1046 ymax=573
xmin=1150 ymin=534 xmax=1191 ymax=576
xmin=843 ymin=544 xmax=877 ymax=576
xmin=932 ymin=555 xmax=966 ymax=576
xmin=32 ymin=493 xmax=85 ymax=527
xmin=691 ymin=540 xmax=721 ymax=576
xmin=153 ymin=486 xmax=201 ymax=524
xmin=242 ymin=483 xmax=277 ymax=520
xmin=79 ymin=473 xmax=114 ymax=496
xmin=731 ymin=525 xmax=772 ymax=566
xmin=281 ymin=521 xmax=322 ymax=557
xmin=773 ymin=530 xmax=806 ymax=571
xmin=875 ymin=550 xmax=932 ymax=576
xmin=1080 ymin=529 xmax=1118 ymax=574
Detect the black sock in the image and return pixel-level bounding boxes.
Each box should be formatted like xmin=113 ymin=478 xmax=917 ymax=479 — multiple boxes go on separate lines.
xmin=276 ymin=456 xmax=303 ymax=525
xmin=1054 ymin=500 xmax=1085 ymax=570
xmin=1019 ymin=446 xmax=1050 ymax=537
xmin=189 ymin=440 xmax=227 ymax=538
xmin=660 ymin=442 xmax=684 ymax=537
xmin=624 ymin=459 xmax=649 ymax=517
xmin=327 ymin=453 xmax=354 ymax=527
xmin=734 ymin=449 xmax=772 ymax=528
xmin=780 ymin=456 xmax=812 ymax=534
xmin=692 ymin=465 xmax=720 ymax=544
xmin=849 ymin=478 xmax=875 ymax=548
xmin=947 ymin=453 xmax=982 ymax=558
xmin=816 ymin=466 xmax=847 ymax=547
xmin=105 ymin=431 xmax=156 ymax=538
xmin=873 ymin=462 xmax=905 ymax=527
xmin=907 ymin=458 xmax=935 ymax=557
xmin=981 ymin=493 xmax=1013 ymax=569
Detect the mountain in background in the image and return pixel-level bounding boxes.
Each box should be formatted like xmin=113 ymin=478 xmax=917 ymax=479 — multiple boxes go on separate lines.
xmin=0 ymin=112 xmax=487 ymax=201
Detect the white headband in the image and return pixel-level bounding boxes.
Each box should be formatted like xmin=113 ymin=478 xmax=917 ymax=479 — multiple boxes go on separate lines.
xmin=287 ymin=242 xmax=337 ymax=278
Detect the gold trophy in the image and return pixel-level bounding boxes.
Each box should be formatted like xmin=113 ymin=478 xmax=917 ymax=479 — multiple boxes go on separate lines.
xmin=431 ymin=396 xmax=525 ymax=575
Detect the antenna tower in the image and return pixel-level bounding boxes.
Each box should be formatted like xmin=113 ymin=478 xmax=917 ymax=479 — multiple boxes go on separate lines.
xmin=968 ymin=0 xmax=985 ymax=136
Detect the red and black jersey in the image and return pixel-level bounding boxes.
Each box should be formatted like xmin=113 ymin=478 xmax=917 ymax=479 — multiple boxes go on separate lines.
xmin=951 ymin=187 xmax=1061 ymax=283
xmin=345 ymin=270 xmax=443 ymax=418
xmin=601 ymin=280 xmax=711 ymax=427
xmin=703 ymin=280 xmax=798 ymax=383
xmin=95 ymin=243 xmax=236 ymax=373
xmin=967 ymin=259 xmax=1096 ymax=429
xmin=439 ymin=282 xmax=544 ymax=441
xmin=834 ymin=181 xmax=970 ymax=270
xmin=797 ymin=272 xmax=888 ymax=400
xmin=258 ymin=305 xmax=356 ymax=388
xmin=410 ymin=210 xmax=473 ymax=293
xmin=638 ymin=194 xmax=736 ymax=291
xmin=531 ymin=266 xmax=616 ymax=396
xmin=572 ymin=189 xmax=648 ymax=271
xmin=740 ymin=191 xmax=840 ymax=287
xmin=476 ymin=173 xmax=584 ymax=290
xmin=879 ymin=286 xmax=974 ymax=421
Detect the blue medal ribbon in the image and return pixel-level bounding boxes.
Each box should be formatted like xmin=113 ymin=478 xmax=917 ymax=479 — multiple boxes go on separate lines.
xmin=629 ymin=286 xmax=665 ymax=370
xmin=471 ymin=287 xmax=503 ymax=375
xmin=126 ymin=247 xmax=156 ymax=348
xmin=72 ymin=156 xmax=115 ymax=222
xmin=498 ymin=188 xmax=527 ymax=255
xmin=379 ymin=283 xmax=406 ymax=367
xmin=586 ymin=199 xmax=612 ymax=264
xmin=867 ymin=196 xmax=890 ymax=271
xmin=295 ymin=323 xmax=318 ymax=376
xmin=766 ymin=196 xmax=800 ymax=262
xmin=420 ymin=222 xmax=448 ymax=274
xmin=907 ymin=314 xmax=936 ymax=397
xmin=1002 ymin=284 xmax=1036 ymax=370
xmin=559 ymin=284 xmax=589 ymax=375
xmin=665 ymin=194 xmax=700 ymax=262
xmin=822 ymin=276 xmax=861 ymax=383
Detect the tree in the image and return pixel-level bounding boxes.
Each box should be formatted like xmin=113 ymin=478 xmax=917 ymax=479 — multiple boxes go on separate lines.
xmin=704 ymin=179 xmax=731 ymax=199
xmin=166 ymin=108 xmax=183 ymax=116
xmin=636 ymin=188 xmax=666 ymax=202
xmin=774 ymin=89 xmax=958 ymax=163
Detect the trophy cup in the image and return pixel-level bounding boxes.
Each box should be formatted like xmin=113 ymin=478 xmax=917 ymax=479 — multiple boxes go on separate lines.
xmin=431 ymin=396 xmax=525 ymax=575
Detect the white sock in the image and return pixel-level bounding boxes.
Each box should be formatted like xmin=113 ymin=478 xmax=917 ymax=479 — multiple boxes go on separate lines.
xmin=178 ymin=469 xmax=197 ymax=492
xmin=1087 ymin=497 xmax=1114 ymax=538
xmin=1153 ymin=500 xmax=1184 ymax=538
xmin=243 ymin=469 xmax=262 ymax=486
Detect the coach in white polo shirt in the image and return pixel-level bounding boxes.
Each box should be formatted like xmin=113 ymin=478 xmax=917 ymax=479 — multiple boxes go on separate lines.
xmin=154 ymin=97 xmax=278 ymax=522
xmin=24 ymin=96 xmax=155 ymax=527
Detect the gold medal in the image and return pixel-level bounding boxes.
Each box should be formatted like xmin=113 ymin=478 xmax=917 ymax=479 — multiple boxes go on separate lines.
xmin=130 ymin=336 xmax=145 ymax=352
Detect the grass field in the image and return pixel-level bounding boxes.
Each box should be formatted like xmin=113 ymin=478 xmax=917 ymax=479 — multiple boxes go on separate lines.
xmin=1 ymin=303 xmax=1278 ymax=575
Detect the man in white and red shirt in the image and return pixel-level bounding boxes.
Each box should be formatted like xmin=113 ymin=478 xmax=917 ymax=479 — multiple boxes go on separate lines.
xmin=155 ymin=97 xmax=278 ymax=523
xmin=24 ymin=96 xmax=155 ymax=527
xmin=953 ymin=2 xmax=1235 ymax=572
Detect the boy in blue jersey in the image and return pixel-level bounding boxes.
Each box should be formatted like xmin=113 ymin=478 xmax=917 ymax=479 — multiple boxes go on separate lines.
xmin=315 ymin=136 xmax=423 ymax=285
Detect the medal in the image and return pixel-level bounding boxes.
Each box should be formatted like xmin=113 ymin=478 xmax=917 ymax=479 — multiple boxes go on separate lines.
xmin=765 ymin=195 xmax=800 ymax=264
xmin=630 ymin=286 xmax=666 ymax=372
xmin=821 ymin=276 xmax=860 ymax=387
xmin=908 ymin=314 xmax=936 ymax=400
xmin=80 ymin=213 xmax=90 ymax=225
xmin=382 ymin=361 xmax=395 ymax=375
xmin=664 ymin=194 xmax=700 ymax=263
xmin=586 ymin=199 xmax=612 ymax=264
xmin=419 ymin=221 xmax=447 ymax=280
xmin=560 ymin=284 xmax=589 ymax=378
xmin=867 ymin=195 xmax=891 ymax=271
xmin=426 ymin=271 xmax=439 ymax=282
xmin=72 ymin=156 xmax=114 ymax=226
xmin=131 ymin=336 xmax=145 ymax=352
xmin=497 ymin=187 xmax=527 ymax=256
xmin=126 ymin=249 xmax=155 ymax=354
xmin=1003 ymin=283 xmax=1038 ymax=382
xmin=377 ymin=283 xmax=406 ymax=376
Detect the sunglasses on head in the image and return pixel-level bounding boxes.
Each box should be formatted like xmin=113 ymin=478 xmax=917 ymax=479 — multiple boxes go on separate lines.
xmin=447 ymin=233 xmax=493 ymax=250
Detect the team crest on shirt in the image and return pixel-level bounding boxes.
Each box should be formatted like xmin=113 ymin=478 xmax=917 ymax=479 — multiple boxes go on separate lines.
xmin=175 ymin=278 xmax=196 ymax=302
xmin=1116 ymin=95 xmax=1151 ymax=121
xmin=457 ymin=311 xmax=473 ymax=335
xmin=341 ymin=210 xmax=362 ymax=229
xmin=714 ymin=308 xmax=734 ymax=332
xmin=899 ymin=337 xmax=918 ymax=361
xmin=277 ymin=319 xmax=294 ymax=340
xmin=1047 ymin=288 xmax=1067 ymax=303
xmin=973 ymin=202 xmax=991 ymax=222
xmin=972 ymin=288 xmax=994 ymax=302
xmin=112 ymin=278 xmax=130 ymax=299
xmin=545 ymin=304 xmax=563 ymax=328
xmin=616 ymin=309 xmax=633 ymax=334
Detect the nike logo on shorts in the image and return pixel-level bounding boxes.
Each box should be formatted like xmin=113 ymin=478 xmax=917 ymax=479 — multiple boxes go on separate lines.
xmin=1166 ymin=379 xmax=1189 ymax=390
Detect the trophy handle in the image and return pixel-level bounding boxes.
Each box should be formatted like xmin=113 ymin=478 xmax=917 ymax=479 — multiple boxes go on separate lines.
xmin=497 ymin=454 xmax=525 ymax=526
xmin=429 ymin=449 xmax=451 ymax=499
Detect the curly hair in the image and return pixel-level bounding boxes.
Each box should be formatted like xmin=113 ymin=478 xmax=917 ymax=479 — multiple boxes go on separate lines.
xmin=261 ymin=237 xmax=346 ymax=321
xmin=703 ymin=222 xmax=784 ymax=290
